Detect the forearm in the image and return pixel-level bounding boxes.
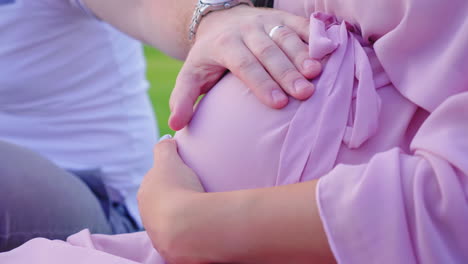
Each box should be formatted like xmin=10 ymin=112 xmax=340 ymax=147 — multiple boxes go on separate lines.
xmin=82 ymin=0 xmax=196 ymax=59
xmin=189 ymin=180 xmax=335 ymax=263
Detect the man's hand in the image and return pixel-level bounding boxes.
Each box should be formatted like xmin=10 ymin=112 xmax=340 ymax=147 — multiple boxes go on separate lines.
xmin=79 ymin=0 xmax=320 ymax=131
xmin=169 ymin=5 xmax=321 ymax=130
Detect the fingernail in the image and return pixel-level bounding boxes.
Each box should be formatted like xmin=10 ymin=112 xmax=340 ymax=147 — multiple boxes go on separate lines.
xmin=271 ymin=90 xmax=287 ymax=105
xmin=303 ymin=59 xmax=321 ymax=72
xmin=294 ymin=79 xmax=313 ymax=95
xmin=159 ymin=134 xmax=173 ymax=142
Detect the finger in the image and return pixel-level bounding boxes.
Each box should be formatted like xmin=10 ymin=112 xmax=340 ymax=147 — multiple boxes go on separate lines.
xmin=282 ymin=13 xmax=310 ymax=42
xmin=269 ymin=25 xmax=322 ymax=80
xmin=168 ymin=68 xmax=199 ymax=131
xmin=219 ymin=36 xmax=289 ymax=109
xmin=153 ymin=139 xmax=179 ymax=164
xmin=168 ymin=56 xmax=224 ymax=131
xmin=152 ymin=139 xmax=204 ymax=191
xmin=145 ymin=140 xmax=180 ymax=194
xmin=154 ymin=139 xmax=190 ymax=170
xmin=244 ymin=27 xmax=314 ymax=100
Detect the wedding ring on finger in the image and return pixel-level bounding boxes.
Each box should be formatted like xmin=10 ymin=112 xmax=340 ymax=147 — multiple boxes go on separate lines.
xmin=269 ymin=25 xmax=285 ymax=39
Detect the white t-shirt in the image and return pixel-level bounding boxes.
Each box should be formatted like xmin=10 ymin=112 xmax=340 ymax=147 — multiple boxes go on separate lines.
xmin=0 ymin=0 xmax=159 ymax=226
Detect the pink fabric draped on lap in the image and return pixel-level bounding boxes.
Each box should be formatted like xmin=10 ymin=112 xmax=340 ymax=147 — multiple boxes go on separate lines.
xmin=2 ymin=0 xmax=467 ymax=263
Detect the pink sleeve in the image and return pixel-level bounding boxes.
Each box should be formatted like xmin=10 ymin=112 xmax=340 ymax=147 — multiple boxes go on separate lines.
xmin=318 ymin=92 xmax=468 ymax=263
xmin=314 ymin=1 xmax=468 ymax=262
xmin=313 ymin=0 xmax=468 ymax=112
xmin=370 ymin=0 xmax=468 ymax=112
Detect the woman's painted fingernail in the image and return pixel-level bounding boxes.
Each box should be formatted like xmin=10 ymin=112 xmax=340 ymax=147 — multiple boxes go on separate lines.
xmin=271 ymin=90 xmax=288 ymax=105
xmin=159 ymin=134 xmax=173 ymax=142
xmin=294 ymin=79 xmax=313 ymax=95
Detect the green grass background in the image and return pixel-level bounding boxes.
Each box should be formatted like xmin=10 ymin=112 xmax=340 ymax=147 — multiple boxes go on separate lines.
xmin=144 ymin=46 xmax=183 ymax=136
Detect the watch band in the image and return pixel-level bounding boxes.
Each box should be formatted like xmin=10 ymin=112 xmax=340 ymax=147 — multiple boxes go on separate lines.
xmin=252 ymin=0 xmax=274 ymax=7
xmin=189 ymin=0 xmax=254 ymax=41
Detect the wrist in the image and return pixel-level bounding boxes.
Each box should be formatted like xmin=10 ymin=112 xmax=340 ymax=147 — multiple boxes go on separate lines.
xmin=170 ymin=191 xmax=253 ymax=263
xmin=190 ymin=190 xmax=265 ymax=263
xmin=190 ymin=0 xmax=254 ymax=43
xmin=153 ymin=192 xmax=218 ymax=263
xmin=214 ymin=182 xmax=334 ymax=264
xmin=170 ymin=188 xmax=279 ymax=263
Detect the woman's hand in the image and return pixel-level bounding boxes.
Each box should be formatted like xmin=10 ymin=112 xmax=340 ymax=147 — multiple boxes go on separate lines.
xmin=138 ymin=139 xmax=335 ymax=264
xmin=169 ymin=5 xmax=322 ymax=130
xmin=138 ymin=139 xmax=241 ymax=264
xmin=137 ymin=139 xmax=209 ymax=264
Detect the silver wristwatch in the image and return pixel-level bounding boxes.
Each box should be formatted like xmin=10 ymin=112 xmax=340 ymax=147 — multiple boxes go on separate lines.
xmin=189 ymin=0 xmax=254 ymax=41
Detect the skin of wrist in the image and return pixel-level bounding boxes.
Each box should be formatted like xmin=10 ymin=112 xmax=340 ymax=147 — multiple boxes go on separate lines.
xmin=177 ymin=188 xmax=284 ymax=263
xmin=169 ymin=191 xmax=253 ymax=263
xmin=193 ymin=3 xmax=253 ymax=45
xmin=148 ymin=191 xmax=217 ymax=263
xmin=160 ymin=181 xmax=334 ymax=263
xmin=205 ymin=181 xmax=334 ymax=264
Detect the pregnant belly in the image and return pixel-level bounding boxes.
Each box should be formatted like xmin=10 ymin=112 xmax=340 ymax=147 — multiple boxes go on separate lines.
xmin=175 ymin=13 xmax=393 ymax=193
xmin=175 ymin=74 xmax=302 ymax=192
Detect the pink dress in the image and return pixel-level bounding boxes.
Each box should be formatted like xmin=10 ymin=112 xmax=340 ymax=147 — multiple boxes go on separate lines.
xmin=2 ymin=0 xmax=467 ymax=263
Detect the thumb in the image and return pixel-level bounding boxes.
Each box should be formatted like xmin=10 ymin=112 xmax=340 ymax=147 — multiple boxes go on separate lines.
xmin=169 ymin=64 xmax=201 ymax=131
xmin=153 ymin=139 xmax=179 ymax=164
xmin=169 ymin=52 xmax=225 ymax=131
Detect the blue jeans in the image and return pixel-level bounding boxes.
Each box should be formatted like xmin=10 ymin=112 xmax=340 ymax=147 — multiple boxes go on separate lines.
xmin=69 ymin=168 xmax=140 ymax=235
xmin=0 ymin=140 xmax=140 ymax=252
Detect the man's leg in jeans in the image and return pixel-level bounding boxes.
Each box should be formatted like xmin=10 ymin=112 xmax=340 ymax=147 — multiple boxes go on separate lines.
xmin=0 ymin=140 xmax=112 ymax=252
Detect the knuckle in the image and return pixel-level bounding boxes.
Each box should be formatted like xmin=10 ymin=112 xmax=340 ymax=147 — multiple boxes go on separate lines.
xmin=286 ymin=15 xmax=306 ymax=26
xmin=251 ymin=14 xmax=267 ymax=24
xmin=301 ymin=20 xmax=310 ymax=29
xmin=294 ymin=52 xmax=309 ymax=65
xmin=276 ymin=28 xmax=296 ymax=42
xmin=177 ymin=62 xmax=205 ymax=83
xmin=292 ymin=17 xmax=309 ymax=27
xmin=235 ymin=56 xmax=257 ymax=71
xmin=214 ymin=32 xmax=236 ymax=47
xmin=179 ymin=70 xmax=202 ymax=85
xmin=278 ymin=67 xmax=299 ymax=82
xmin=174 ymin=71 xmax=207 ymax=100
xmin=248 ymin=75 xmax=279 ymax=95
xmin=239 ymin=22 xmax=258 ymax=34
xmin=258 ymin=79 xmax=280 ymax=92
xmin=257 ymin=42 xmax=278 ymax=59
xmin=153 ymin=142 xmax=170 ymax=160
